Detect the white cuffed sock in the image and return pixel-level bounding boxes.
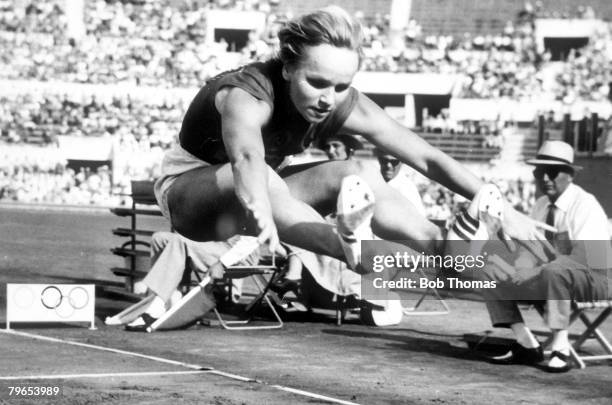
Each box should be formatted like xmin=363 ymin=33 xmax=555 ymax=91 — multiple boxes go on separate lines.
xmin=145 ymin=295 xmax=166 ymax=318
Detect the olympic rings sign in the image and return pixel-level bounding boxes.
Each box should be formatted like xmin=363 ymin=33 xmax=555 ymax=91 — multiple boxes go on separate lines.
xmin=6 ymin=284 xmax=96 ymax=330
xmin=40 ymin=286 xmax=90 ymax=318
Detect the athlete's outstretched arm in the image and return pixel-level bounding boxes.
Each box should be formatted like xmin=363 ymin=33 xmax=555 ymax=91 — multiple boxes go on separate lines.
xmin=342 ymin=92 xmax=482 ymax=200
xmin=341 ymin=92 xmax=556 ymax=248
xmin=216 ymin=87 xmax=280 ymax=252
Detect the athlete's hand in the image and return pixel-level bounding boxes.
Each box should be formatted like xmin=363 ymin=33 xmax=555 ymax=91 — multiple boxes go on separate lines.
xmin=498 ymin=203 xmax=557 ymax=262
xmin=246 ymin=202 xmax=283 ymax=256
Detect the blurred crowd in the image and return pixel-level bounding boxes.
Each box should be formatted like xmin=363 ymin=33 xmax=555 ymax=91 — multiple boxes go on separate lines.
xmin=523 ymin=1 xmax=597 ymax=20
xmin=0 ymin=29 xmax=249 ymax=88
xmin=0 ymin=0 xmax=65 ymax=33
xmin=362 ymin=12 xmax=547 ymax=101
xmin=0 ymin=91 xmax=176 ymax=205
xmin=0 ymin=138 xmax=167 ymax=206
xmin=554 ymin=29 xmax=612 ymax=104
xmin=407 ymin=169 xmax=535 ymax=221
xmin=0 ymin=0 xmax=282 ymax=87
xmin=1 ymin=0 xmax=610 ymax=99
xmin=0 ymin=145 xmax=121 ymax=205
xmin=0 ymin=92 xmax=182 ymax=146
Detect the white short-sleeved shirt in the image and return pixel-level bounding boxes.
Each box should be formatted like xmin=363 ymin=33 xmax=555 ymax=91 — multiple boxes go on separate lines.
xmin=532 ymin=183 xmax=609 ymax=240
xmin=387 ymin=169 xmax=426 ymax=217
xmin=531 ymin=183 xmax=611 ymax=268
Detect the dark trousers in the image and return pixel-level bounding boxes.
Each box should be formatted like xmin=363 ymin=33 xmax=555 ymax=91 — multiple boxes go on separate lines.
xmin=481 ymin=257 xmax=609 ymax=330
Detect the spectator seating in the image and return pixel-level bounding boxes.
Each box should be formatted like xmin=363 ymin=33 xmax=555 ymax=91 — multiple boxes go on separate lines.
xmin=347 ymin=131 xmax=502 ymax=163
xmin=418 ymin=132 xmax=502 ymax=162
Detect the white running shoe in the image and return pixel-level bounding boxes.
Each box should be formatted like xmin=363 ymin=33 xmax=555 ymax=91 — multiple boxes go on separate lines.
xmin=448 ymin=183 xmax=504 ymax=242
xmin=336 ymin=175 xmax=375 ymax=272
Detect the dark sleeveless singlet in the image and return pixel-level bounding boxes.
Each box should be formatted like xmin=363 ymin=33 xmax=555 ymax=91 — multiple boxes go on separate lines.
xmin=178 ymin=59 xmax=359 ymax=169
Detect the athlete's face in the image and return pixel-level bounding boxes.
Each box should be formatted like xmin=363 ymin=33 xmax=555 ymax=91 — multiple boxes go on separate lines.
xmin=283 ymin=44 xmax=359 ymax=123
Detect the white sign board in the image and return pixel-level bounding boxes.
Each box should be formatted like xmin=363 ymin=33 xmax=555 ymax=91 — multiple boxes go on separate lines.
xmin=352 ymin=72 xmax=458 ymax=95
xmin=6 ymin=284 xmax=96 ymax=330
xmin=57 ymin=135 xmax=113 ymax=161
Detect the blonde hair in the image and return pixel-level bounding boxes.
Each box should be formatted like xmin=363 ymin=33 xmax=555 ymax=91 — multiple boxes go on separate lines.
xmin=278 ymin=6 xmax=364 ymax=67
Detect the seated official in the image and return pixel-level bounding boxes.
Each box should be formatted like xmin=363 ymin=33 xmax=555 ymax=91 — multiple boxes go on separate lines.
xmin=373 ymin=147 xmax=426 ymax=216
xmin=480 ymin=141 xmax=611 ymax=372
xmin=126 ymin=232 xmax=261 ymax=331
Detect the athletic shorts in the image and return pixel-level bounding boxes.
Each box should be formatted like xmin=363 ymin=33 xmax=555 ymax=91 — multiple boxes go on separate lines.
xmin=154 ymin=144 xmax=211 ymax=220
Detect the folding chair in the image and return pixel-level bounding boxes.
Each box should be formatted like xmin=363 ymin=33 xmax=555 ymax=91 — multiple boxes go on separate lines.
xmin=403 ymin=218 xmax=451 ymax=316
xmin=536 ymin=300 xmax=612 ymax=369
xmin=107 ymin=237 xmax=284 ymax=331
xmin=488 ymin=253 xmax=612 ymax=368
xmin=402 ymin=267 xmax=450 ymax=316
xmin=200 ymin=255 xmax=285 ymax=330
xmin=333 ymin=295 xmax=360 ymax=326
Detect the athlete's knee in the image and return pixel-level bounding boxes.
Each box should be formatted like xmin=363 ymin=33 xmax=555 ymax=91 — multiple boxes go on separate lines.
xmin=344 ymin=159 xmax=378 ymax=177
xmin=325 ymin=160 xmax=380 ymax=188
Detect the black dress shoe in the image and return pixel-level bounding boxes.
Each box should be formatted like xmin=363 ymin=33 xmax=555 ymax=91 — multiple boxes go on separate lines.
xmin=124 ymin=313 xmax=157 ymax=332
xmin=269 ymin=278 xmax=301 ymax=298
xmin=489 ymin=342 xmax=544 ymax=365
xmin=543 ymin=351 xmax=572 ymax=373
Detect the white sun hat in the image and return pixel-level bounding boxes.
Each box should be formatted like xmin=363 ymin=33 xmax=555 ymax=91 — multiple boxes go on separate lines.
xmin=526 ymin=140 xmax=582 ymax=170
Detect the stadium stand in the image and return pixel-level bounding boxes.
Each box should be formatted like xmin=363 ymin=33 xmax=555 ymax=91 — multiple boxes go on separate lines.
xmin=0 ymin=0 xmax=610 ymax=216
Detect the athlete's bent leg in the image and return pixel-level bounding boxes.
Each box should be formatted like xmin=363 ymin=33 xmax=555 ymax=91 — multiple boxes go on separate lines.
xmin=167 ymin=164 xmax=246 ymax=242
xmin=166 ymin=162 xmax=345 ymax=258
